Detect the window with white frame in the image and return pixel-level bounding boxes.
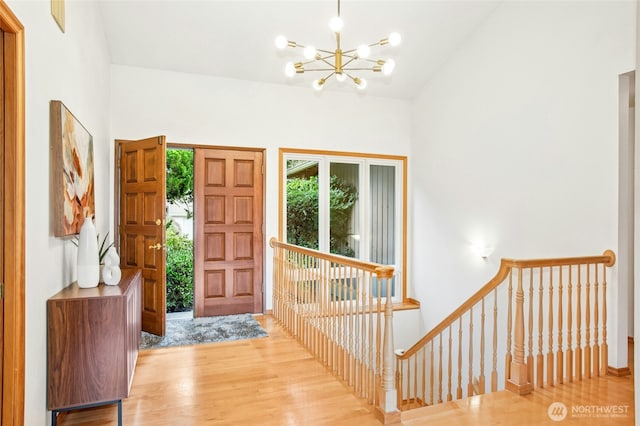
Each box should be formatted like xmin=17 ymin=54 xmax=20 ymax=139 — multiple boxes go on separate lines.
xmin=281 ymin=150 xmax=406 ymax=302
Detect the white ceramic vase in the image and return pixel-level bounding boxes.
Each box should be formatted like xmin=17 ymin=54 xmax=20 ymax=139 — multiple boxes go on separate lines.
xmin=77 ymin=219 xmax=100 ymax=288
xmin=102 ymin=247 xmax=122 ymax=286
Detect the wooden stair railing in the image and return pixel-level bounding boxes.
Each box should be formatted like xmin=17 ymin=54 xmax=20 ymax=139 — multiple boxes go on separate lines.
xmin=270 ymin=238 xmax=399 ymax=423
xmin=395 ymin=250 xmax=616 ymax=411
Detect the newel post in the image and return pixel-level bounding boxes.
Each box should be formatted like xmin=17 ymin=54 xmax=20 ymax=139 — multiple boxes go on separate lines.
xmin=375 ymin=266 xmax=400 ymax=424
xmin=506 ymin=268 xmax=533 ymax=395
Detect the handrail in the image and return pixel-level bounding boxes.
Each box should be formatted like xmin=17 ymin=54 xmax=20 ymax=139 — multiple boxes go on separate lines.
xmin=503 ymin=250 xmax=615 ymax=268
xmin=396 ymin=250 xmax=615 ymax=360
xmin=269 ymin=237 xmax=395 ymax=278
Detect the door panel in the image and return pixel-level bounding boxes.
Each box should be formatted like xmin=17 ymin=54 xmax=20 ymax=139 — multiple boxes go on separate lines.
xmin=194 ymin=149 xmax=263 ymax=317
xmin=118 ymin=136 xmax=166 ymax=335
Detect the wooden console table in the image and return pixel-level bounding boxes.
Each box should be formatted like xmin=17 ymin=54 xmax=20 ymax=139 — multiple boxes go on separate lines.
xmin=47 ymin=269 xmax=141 ymax=425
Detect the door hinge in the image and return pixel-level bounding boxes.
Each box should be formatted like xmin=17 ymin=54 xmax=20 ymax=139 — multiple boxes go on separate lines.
xmin=0 ymin=282 xmax=4 ymax=299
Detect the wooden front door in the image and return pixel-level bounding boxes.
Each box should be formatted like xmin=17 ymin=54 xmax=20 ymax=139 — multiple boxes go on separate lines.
xmin=194 ymin=148 xmax=264 ymax=317
xmin=118 ymin=136 xmax=167 ymax=335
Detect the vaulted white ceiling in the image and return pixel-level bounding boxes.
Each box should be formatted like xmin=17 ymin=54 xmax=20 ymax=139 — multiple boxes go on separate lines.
xmin=98 ymin=1 xmax=500 ymax=99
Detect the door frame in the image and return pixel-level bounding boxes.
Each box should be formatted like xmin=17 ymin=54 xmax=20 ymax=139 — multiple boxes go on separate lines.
xmin=0 ymin=2 xmax=25 ymax=424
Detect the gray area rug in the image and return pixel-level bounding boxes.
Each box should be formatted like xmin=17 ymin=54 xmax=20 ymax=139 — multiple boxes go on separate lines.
xmin=141 ymin=313 xmax=268 ymax=349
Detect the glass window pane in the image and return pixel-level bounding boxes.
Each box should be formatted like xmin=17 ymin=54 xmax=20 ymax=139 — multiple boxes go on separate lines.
xmin=370 ymin=164 xmax=395 ymax=297
xmin=329 ymin=162 xmax=359 ymax=258
xmin=286 ymin=159 xmax=319 ymax=250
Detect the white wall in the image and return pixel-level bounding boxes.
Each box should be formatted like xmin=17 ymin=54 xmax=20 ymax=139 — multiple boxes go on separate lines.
xmin=620 ymin=72 xmax=635 ymax=348
xmin=5 ymin=1 xmax=111 ymax=424
xmin=411 ymin=0 xmax=635 ymax=370
xmin=633 ymin=0 xmax=640 ymax=416
xmin=110 ymin=65 xmax=412 ymax=312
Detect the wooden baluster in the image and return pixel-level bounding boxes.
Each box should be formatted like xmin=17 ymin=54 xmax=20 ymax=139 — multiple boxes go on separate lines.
xmin=601 ymin=262 xmax=608 ymax=376
xmin=356 ymin=268 xmax=360 ymax=392
xmin=375 ymin=272 xmax=382 ymax=399
xmin=491 ymin=288 xmax=498 ymax=392
xmin=506 ymin=271 xmax=513 ymax=380
xmin=438 ymin=333 xmax=443 ymax=403
xmin=457 ymin=317 xmax=463 ymax=399
xmin=557 ymin=266 xmax=564 ymax=385
xmin=593 ymin=263 xmax=600 ymax=377
xmin=404 ymin=358 xmax=410 ymax=409
xmin=447 ymin=325 xmax=453 ymax=401
xmin=318 ymin=257 xmax=323 ymax=361
xmin=585 ymin=264 xmax=591 ymax=379
xmin=527 ymin=269 xmax=534 ymax=384
xmin=506 ymin=267 xmax=532 ymax=394
xmin=364 ymin=271 xmax=370 ymax=404
xmin=334 ymin=270 xmax=340 ymax=377
xmin=396 ymin=358 xmax=402 ymax=410
xmin=368 ymin=272 xmax=375 ymax=405
xmin=413 ymin=346 xmax=427 ymax=407
xmin=576 ymin=264 xmax=583 ymax=381
xmin=348 ymin=267 xmax=352 ymax=386
xmin=468 ymin=308 xmax=474 ymax=397
xmin=429 ymin=341 xmax=434 ymax=405
xmin=547 ymin=266 xmax=554 ymax=387
xmin=479 ymin=297 xmax=486 ymax=394
xmin=344 ymin=267 xmax=350 ymax=386
xmin=302 ymin=252 xmax=307 ymax=334
xmin=567 ymin=265 xmax=574 ymax=383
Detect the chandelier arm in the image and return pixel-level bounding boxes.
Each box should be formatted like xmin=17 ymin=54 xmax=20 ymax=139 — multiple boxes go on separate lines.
xmin=341 ymin=54 xmax=360 ymax=61
xmin=316 ymin=48 xmax=334 ymax=55
xmin=345 ymin=72 xmax=361 ymax=87
xmin=317 ymin=55 xmax=337 ymax=61
xmin=341 ymin=57 xmax=358 ymax=68
xmin=301 ymin=56 xmax=334 ymax=66
xmin=361 ymin=58 xmax=386 ymax=64
xmin=301 ymin=68 xmax=340 ymax=72
xmin=318 ymin=57 xmax=337 ymax=68
xmin=342 ymin=67 xmax=380 ymax=71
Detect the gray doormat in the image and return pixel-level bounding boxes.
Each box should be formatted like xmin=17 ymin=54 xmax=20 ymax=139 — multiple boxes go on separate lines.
xmin=141 ymin=313 xmax=268 ymax=349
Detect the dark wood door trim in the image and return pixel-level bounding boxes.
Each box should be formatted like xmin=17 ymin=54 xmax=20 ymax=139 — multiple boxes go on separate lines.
xmin=0 ymin=2 xmax=25 ymax=424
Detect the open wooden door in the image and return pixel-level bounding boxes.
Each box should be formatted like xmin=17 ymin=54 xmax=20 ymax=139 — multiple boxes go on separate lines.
xmin=117 ymin=136 xmax=167 ymax=336
xmin=194 ymin=148 xmax=264 ymax=317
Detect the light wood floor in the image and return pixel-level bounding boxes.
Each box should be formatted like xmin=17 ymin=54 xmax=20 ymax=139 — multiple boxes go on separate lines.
xmin=54 ymin=316 xmax=635 ymax=426
xmin=55 ymin=315 xmax=381 ymax=426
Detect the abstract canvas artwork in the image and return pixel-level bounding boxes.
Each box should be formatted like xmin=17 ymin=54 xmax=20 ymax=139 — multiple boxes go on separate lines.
xmin=50 ymin=100 xmax=95 ymax=237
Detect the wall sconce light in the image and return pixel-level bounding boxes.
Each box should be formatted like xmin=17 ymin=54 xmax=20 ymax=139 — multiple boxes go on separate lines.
xmin=472 ymin=244 xmax=494 ymax=259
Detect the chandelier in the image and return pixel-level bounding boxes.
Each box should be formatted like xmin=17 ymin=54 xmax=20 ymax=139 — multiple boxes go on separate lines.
xmin=274 ymin=0 xmax=401 ymax=91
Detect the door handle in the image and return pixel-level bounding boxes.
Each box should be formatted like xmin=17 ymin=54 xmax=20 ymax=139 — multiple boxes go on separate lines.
xmin=148 ymin=243 xmax=164 ymax=250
